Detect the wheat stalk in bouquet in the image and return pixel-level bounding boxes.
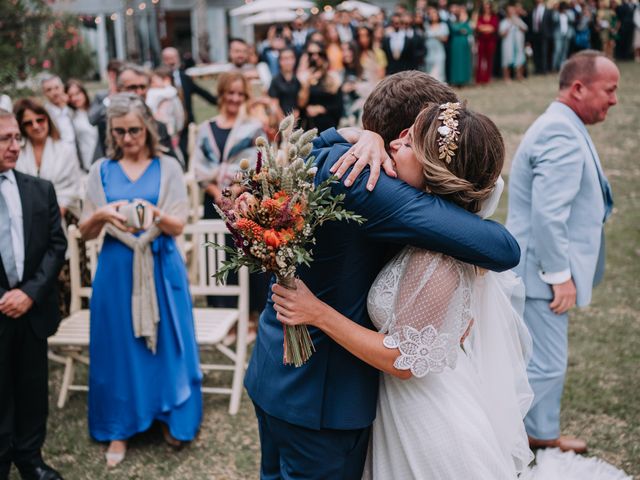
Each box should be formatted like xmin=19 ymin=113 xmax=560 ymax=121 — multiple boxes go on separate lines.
xmin=207 ymin=115 xmax=365 ymax=367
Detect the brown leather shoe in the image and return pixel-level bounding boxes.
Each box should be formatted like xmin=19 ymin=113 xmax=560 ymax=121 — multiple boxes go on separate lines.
xmin=528 ymin=435 xmax=588 ymax=454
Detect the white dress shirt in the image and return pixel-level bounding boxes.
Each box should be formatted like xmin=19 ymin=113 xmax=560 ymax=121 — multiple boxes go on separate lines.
xmin=0 ymin=169 xmax=25 ymax=282
xmin=559 ymin=12 xmax=569 ymax=36
xmin=389 ymin=30 xmax=406 ymax=59
xmin=45 ymin=102 xmax=76 ymax=146
xmin=534 ymin=4 xmax=545 ymax=32
xmin=172 ymin=69 xmax=182 ymax=89
xmin=71 ymin=109 xmax=98 ymax=172
xmin=336 ymin=24 xmax=354 ymax=43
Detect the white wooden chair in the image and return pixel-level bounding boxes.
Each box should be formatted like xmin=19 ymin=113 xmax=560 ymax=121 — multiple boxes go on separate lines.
xmin=48 ymin=221 xmax=249 ymax=415
xmin=183 ymin=220 xmax=250 ymax=415
xmin=48 ymin=225 xmax=99 ymax=408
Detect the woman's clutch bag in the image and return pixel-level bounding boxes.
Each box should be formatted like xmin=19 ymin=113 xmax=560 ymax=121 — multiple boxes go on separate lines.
xmin=118 ymin=200 xmax=153 ymax=230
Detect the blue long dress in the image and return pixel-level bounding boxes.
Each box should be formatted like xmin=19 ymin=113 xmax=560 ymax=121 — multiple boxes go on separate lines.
xmin=88 ymin=158 xmax=202 ymax=442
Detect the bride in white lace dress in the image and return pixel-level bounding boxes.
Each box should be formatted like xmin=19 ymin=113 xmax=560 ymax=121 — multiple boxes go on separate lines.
xmin=273 ymin=102 xmax=532 ymax=478
xmin=272 ymin=103 xmax=631 ymax=480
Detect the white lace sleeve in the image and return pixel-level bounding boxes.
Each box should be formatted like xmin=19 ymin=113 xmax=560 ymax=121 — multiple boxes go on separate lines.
xmin=383 ymin=249 xmax=473 ymax=378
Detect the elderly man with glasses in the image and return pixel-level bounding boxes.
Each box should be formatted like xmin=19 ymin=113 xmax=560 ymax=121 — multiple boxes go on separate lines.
xmin=0 ymin=109 xmax=67 ymax=480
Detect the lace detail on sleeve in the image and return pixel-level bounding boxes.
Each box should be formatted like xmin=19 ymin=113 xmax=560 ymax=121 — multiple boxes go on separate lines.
xmin=380 ymin=248 xmax=474 ymax=378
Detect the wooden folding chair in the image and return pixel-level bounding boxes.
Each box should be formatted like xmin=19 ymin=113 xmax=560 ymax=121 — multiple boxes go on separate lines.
xmin=183 ymin=220 xmax=250 ymax=415
xmin=48 ymin=225 xmax=99 ymax=408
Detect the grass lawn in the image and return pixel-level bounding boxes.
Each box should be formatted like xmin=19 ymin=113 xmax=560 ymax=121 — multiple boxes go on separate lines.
xmin=25 ymin=62 xmax=640 ymax=479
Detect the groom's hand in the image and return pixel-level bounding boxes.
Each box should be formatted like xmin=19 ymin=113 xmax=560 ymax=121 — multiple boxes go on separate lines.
xmin=332 ymin=130 xmax=396 ymax=191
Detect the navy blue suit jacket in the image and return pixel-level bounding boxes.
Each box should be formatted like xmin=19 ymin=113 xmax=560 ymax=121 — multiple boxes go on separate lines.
xmin=245 ymin=128 xmax=520 ymax=431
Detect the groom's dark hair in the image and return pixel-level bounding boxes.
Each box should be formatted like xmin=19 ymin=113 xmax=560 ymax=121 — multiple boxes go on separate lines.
xmin=362 ymin=71 xmax=458 ymax=148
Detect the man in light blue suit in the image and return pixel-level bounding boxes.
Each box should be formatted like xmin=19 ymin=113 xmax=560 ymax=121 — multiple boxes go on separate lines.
xmin=507 ymin=50 xmax=618 ymax=453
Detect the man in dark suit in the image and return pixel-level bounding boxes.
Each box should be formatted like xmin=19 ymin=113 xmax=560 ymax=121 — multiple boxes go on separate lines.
xmin=161 ymin=47 xmax=217 ymax=160
xmin=0 ymin=110 xmax=67 ymax=480
xmin=161 ymin=47 xmax=217 ymax=126
xmin=528 ymin=0 xmax=555 ymax=74
xmin=244 ymin=72 xmax=521 ymax=479
xmin=383 ymin=14 xmax=418 ymax=74
xmin=89 ymin=64 xmax=180 ymax=165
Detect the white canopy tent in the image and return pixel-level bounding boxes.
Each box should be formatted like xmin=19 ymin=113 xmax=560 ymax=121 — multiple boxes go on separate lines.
xmin=336 ymin=1 xmax=382 ymax=17
xmin=241 ymin=9 xmax=299 ymax=26
xmin=230 ymin=0 xmax=314 ymax=17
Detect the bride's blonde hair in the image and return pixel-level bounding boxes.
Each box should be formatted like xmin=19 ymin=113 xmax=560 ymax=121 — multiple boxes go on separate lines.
xmin=412 ymin=103 xmax=505 ymax=213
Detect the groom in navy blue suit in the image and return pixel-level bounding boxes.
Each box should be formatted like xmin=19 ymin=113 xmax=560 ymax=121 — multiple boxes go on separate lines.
xmin=244 ymin=72 xmax=521 ymax=479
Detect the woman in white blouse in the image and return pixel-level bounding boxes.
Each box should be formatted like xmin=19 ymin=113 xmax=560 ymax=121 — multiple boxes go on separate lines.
xmin=66 ymin=79 xmax=98 ymax=172
xmin=14 ymin=97 xmax=82 ymax=219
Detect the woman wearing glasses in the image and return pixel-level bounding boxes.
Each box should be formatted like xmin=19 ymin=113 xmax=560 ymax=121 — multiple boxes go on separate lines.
xmin=14 ymin=98 xmax=83 ymax=318
xmin=192 ymin=71 xmax=268 ymax=317
xmin=14 ymin=98 xmax=82 ymax=220
xmin=79 ymin=93 xmax=201 ymax=468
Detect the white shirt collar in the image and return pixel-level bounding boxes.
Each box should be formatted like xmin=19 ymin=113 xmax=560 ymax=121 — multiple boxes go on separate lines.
xmin=0 ymin=169 xmax=16 ymax=184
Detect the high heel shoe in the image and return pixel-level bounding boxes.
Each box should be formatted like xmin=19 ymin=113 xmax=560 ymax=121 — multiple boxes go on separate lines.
xmin=106 ymin=441 xmax=127 ymax=468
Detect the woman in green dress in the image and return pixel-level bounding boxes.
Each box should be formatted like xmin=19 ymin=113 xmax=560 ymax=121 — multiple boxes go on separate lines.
xmin=448 ymin=6 xmax=473 ymax=86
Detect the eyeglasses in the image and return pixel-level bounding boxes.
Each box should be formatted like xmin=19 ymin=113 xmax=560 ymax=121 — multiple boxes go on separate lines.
xmin=21 ymin=117 xmax=47 ymax=129
xmin=123 ymin=84 xmax=148 ymax=93
xmin=110 ymin=127 xmax=145 ymax=138
xmin=0 ymin=134 xmax=23 ymax=146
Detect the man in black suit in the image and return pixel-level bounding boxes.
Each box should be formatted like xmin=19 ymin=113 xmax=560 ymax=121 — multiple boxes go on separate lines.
xmin=528 ymin=0 xmax=555 ymax=74
xmin=161 ymin=47 xmax=217 ymax=127
xmin=0 ymin=110 xmax=66 ymax=480
xmin=161 ymin=47 xmax=217 ymax=162
xmin=383 ymin=14 xmax=418 ymax=74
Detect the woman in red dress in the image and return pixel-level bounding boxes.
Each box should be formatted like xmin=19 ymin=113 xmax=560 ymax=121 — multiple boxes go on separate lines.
xmin=475 ymin=2 xmax=500 ymax=84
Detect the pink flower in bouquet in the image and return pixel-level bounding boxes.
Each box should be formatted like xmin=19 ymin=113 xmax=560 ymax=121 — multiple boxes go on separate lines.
xmin=42 ymin=59 xmax=52 ymax=69
xmin=235 ymin=192 xmax=258 ymax=216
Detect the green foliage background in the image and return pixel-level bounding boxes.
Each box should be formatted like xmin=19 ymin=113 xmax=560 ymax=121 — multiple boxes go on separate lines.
xmin=0 ymin=0 xmax=94 ymax=92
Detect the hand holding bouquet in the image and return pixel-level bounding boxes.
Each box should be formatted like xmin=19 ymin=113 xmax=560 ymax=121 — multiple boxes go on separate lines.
xmin=209 ymin=115 xmax=364 ymax=367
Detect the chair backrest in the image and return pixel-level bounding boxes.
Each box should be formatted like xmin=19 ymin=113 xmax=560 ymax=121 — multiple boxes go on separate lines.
xmin=184 ymin=122 xmax=203 ymax=222
xmin=67 ymin=225 xmax=101 ymax=313
xmin=182 ymin=220 xmax=250 ymax=303
xmin=187 ymin=122 xmax=198 ymax=176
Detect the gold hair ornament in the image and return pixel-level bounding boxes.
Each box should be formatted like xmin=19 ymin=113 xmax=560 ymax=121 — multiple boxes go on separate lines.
xmin=437 ymin=102 xmax=462 ymax=164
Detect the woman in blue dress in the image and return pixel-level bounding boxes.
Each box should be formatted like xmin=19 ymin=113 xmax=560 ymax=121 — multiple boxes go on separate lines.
xmin=79 ymin=93 xmax=202 ymax=468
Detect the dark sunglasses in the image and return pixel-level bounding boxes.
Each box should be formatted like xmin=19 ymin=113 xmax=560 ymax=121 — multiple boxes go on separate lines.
xmin=21 ymin=117 xmax=47 ymax=128
xmin=110 ymin=127 xmax=145 ymax=138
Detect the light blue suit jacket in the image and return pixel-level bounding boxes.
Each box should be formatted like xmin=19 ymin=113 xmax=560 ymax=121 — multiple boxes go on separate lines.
xmin=507 ymin=101 xmax=613 ymax=307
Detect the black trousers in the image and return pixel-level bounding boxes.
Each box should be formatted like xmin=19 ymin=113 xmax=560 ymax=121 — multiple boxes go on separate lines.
xmin=531 ymin=33 xmax=551 ymax=74
xmin=0 ymin=317 xmax=49 ymax=476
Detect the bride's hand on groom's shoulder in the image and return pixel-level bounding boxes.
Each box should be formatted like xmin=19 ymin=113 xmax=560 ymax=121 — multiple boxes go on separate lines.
xmin=272 ymin=280 xmax=326 ymax=328
xmin=332 ymin=130 xmax=397 ymax=191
